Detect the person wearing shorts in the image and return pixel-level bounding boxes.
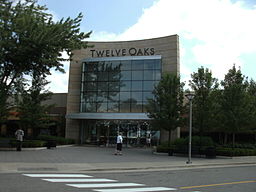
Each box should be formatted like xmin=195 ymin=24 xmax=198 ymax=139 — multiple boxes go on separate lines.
xmin=115 ymin=133 xmax=123 ymax=155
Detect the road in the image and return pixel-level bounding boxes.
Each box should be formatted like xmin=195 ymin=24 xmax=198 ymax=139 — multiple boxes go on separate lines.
xmin=1 ymin=165 xmax=255 ymax=192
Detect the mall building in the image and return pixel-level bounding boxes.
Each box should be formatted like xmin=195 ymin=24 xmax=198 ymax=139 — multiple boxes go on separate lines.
xmin=66 ymin=35 xmax=180 ymax=146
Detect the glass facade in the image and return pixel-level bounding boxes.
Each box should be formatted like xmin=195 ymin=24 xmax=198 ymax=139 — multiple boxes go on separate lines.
xmin=80 ymin=57 xmax=161 ymax=113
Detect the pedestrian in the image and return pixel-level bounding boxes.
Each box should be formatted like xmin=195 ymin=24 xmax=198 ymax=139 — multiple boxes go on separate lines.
xmin=115 ymin=132 xmax=123 ymax=155
xmin=146 ymin=136 xmax=151 ymax=147
xmin=15 ymin=128 xmax=24 ymax=151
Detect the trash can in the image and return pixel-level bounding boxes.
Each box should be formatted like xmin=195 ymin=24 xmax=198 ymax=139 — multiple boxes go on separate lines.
xmin=205 ymin=147 xmax=216 ymax=158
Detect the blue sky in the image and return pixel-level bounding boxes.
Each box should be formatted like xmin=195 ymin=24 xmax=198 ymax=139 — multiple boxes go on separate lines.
xmin=37 ymin=0 xmax=256 ymax=93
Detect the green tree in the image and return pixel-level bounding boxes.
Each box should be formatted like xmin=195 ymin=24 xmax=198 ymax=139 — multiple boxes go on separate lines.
xmin=0 ymin=0 xmax=91 ymax=121
xmin=247 ymin=80 xmax=256 ymax=143
xmin=16 ymin=72 xmax=53 ymax=137
xmin=220 ymin=65 xmax=251 ymax=146
xmin=189 ymin=67 xmax=219 ymax=135
xmin=146 ymin=73 xmax=185 ymax=147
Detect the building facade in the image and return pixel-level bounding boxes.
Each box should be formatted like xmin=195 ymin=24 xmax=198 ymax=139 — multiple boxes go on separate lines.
xmin=66 ymin=35 xmax=180 ymax=145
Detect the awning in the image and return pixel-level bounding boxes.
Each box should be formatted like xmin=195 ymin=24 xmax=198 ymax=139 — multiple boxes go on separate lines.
xmin=66 ymin=112 xmax=150 ymax=120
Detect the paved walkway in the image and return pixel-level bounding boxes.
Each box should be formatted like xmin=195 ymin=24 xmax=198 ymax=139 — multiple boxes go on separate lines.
xmin=0 ymin=145 xmax=255 ymax=173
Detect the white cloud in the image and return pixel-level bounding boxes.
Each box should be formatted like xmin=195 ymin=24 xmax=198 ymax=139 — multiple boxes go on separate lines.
xmin=94 ymin=0 xmax=256 ymax=82
xmin=47 ymin=0 xmax=256 ymax=92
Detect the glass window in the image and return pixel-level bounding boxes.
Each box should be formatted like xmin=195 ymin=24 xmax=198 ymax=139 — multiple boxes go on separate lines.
xmin=120 ymin=102 xmax=131 ymax=112
xmin=154 ymin=59 xmax=161 ymax=69
xmin=108 ymin=102 xmax=119 ymax=112
xmin=154 ymin=70 xmax=161 ymax=80
xmin=97 ymin=102 xmax=108 ymax=112
xmin=109 ymin=92 xmax=119 ymax=102
xmin=109 ymin=61 xmax=121 ymax=69
xmin=97 ymin=61 xmax=106 ymax=71
xmin=85 ymin=102 xmax=97 ymax=112
xmin=80 ymin=102 xmax=86 ymax=112
xmin=132 ymin=60 xmax=144 ymax=70
xmin=97 ymin=94 xmax=108 ymax=102
xmin=85 ymin=72 xmax=97 ymax=81
xmin=98 ymin=82 xmax=108 ymax=92
xmin=108 ymin=81 xmax=120 ymax=92
xmin=84 ymin=91 xmax=97 ymax=102
xmin=143 ymin=92 xmax=154 ymax=102
xmin=97 ymin=72 xmax=108 ymax=81
xmin=132 ymin=81 xmax=143 ymax=91
xmin=121 ymin=71 xmax=131 ymax=80
xmin=86 ymin=82 xmax=97 ymax=91
xmin=81 ymin=58 xmax=162 ymax=113
xmin=85 ymin=62 xmax=98 ymax=72
xmin=132 ymin=71 xmax=143 ymax=80
xmin=144 ymin=60 xmax=155 ymax=70
xmin=120 ymin=92 xmax=131 ymax=102
xmin=131 ymin=92 xmax=143 ymax=102
xmin=143 ymin=81 xmax=155 ymax=91
xmin=120 ymin=81 xmax=131 ymax=91
xmin=131 ymin=102 xmax=143 ymax=112
xmin=120 ymin=60 xmax=131 ymax=71
xmin=109 ymin=71 xmax=121 ymax=81
xmin=143 ymin=70 xmax=154 ymax=80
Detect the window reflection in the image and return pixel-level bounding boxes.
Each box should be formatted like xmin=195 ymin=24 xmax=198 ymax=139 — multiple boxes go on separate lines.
xmin=131 ymin=92 xmax=143 ymax=102
xmin=81 ymin=58 xmax=161 ymax=113
xmin=132 ymin=81 xmax=143 ymax=91
xmin=132 ymin=60 xmax=144 ymax=70
xmin=132 ymin=71 xmax=143 ymax=80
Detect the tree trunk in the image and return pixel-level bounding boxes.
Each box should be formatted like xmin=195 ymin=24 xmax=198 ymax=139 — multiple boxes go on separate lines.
xmin=232 ymin=132 xmax=235 ymax=148
xmin=224 ymin=133 xmax=228 ymax=144
xmin=168 ymin=130 xmax=171 ymax=147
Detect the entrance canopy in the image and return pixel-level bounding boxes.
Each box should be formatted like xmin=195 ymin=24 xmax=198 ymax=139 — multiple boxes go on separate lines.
xmin=66 ymin=112 xmax=150 ymax=120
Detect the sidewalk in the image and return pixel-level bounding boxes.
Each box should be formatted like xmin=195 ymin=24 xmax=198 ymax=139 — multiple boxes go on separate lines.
xmin=0 ymin=146 xmax=255 ymax=173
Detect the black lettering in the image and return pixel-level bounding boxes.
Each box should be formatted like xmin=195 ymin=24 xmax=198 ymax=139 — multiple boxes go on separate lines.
xmin=150 ymin=48 xmax=155 ymax=55
xmin=106 ymin=50 xmax=110 ymax=57
xmin=115 ymin=49 xmax=121 ymax=56
xmin=90 ymin=50 xmax=95 ymax=57
xmin=144 ymin=48 xmax=149 ymax=55
xmin=111 ymin=50 xmax=115 ymax=56
xmin=129 ymin=48 xmax=136 ymax=56
xmin=96 ymin=50 xmax=105 ymax=57
xmin=122 ymin=49 xmax=126 ymax=56
xmin=136 ymin=48 xmax=143 ymax=56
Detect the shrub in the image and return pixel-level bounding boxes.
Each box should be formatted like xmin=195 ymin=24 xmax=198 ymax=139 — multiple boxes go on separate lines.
xmin=10 ymin=139 xmax=46 ymax=148
xmin=156 ymin=136 xmax=214 ymax=153
xmin=216 ymin=147 xmax=256 ymax=156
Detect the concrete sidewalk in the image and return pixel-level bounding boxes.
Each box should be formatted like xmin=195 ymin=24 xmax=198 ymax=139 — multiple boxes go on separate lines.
xmin=0 ymin=146 xmax=255 ymax=173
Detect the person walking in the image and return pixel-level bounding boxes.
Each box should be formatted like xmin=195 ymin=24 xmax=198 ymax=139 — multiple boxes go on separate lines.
xmin=115 ymin=132 xmax=123 ymax=155
xmin=15 ymin=128 xmax=24 ymax=151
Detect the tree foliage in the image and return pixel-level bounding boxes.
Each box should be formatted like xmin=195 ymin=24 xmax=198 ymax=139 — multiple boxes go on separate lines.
xmin=0 ymin=0 xmax=91 ymax=121
xmin=16 ymin=72 xmax=53 ymax=136
xmin=146 ymin=73 xmax=184 ymax=146
xmin=189 ymin=67 xmax=219 ymax=134
xmin=219 ymin=65 xmax=251 ymax=146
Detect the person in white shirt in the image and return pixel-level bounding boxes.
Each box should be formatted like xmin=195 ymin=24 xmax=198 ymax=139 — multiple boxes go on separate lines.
xmin=15 ymin=128 xmax=24 ymax=151
xmin=115 ymin=132 xmax=123 ymax=155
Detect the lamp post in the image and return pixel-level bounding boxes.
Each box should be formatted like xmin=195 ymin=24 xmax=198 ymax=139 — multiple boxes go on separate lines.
xmin=185 ymin=92 xmax=194 ymax=164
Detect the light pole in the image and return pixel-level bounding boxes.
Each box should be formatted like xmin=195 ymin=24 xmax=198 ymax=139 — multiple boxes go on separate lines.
xmin=185 ymin=92 xmax=194 ymax=164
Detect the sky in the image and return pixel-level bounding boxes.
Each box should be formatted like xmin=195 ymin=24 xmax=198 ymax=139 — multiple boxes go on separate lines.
xmin=37 ymin=0 xmax=256 ymax=93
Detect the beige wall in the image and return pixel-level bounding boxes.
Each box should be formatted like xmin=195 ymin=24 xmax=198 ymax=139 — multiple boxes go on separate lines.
xmin=66 ymin=35 xmax=180 ymax=141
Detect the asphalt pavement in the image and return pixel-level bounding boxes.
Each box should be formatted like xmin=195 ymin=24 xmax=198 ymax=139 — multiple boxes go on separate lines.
xmin=0 ymin=145 xmax=256 ymax=173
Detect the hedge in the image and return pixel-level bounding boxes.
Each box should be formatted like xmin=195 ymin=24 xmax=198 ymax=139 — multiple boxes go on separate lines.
xmin=9 ymin=139 xmax=46 ymax=148
xmin=216 ymin=147 xmax=256 ymax=156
